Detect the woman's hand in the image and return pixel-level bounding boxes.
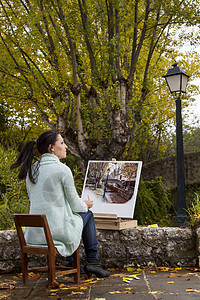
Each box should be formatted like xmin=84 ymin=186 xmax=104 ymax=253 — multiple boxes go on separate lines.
xmin=84 ymin=196 xmax=93 ymax=209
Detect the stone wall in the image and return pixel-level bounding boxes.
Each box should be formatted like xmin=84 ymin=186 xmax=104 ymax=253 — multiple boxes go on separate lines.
xmin=0 ymin=227 xmax=198 ymax=274
xmin=142 ymin=151 xmax=200 ymax=189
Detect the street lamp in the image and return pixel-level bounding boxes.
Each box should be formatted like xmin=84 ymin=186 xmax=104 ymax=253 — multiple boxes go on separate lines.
xmin=163 ymin=62 xmax=190 ymax=227
xmin=103 ymin=168 xmax=110 ymax=199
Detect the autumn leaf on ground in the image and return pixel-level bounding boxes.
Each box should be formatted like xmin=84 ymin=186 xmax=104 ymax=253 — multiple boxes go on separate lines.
xmin=186 ymin=268 xmax=200 ymax=272
xmin=167 ymin=281 xmax=174 ymax=284
xmin=0 ymin=284 xmax=9 ymax=290
xmin=0 ymin=283 xmax=15 ymax=290
xmin=123 ymin=277 xmax=133 ymax=283
xmin=166 ymin=273 xmax=190 ymax=278
xmin=71 ymin=291 xmax=84 ymax=295
xmin=59 ymin=283 xmax=69 ymax=288
xmin=110 ymin=273 xmax=128 ymax=278
xmin=109 ymin=290 xmax=131 ymax=294
xmin=157 ymin=267 xmax=170 ymax=272
xmin=49 ymin=289 xmax=59 ymax=293
xmin=29 ymin=273 xmax=41 ymax=280
xmin=148 ymin=290 xmax=163 ymax=294
xmin=129 ymin=274 xmax=140 ymax=279
xmin=127 ymin=267 xmax=136 ymax=272
xmin=83 ymin=278 xmax=95 ymax=283
xmin=186 ymin=288 xmax=200 ymax=293
xmin=0 ymin=293 xmax=11 ymax=299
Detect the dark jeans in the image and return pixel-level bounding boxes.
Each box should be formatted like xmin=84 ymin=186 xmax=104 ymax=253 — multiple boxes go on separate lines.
xmin=66 ymin=210 xmax=98 ymax=264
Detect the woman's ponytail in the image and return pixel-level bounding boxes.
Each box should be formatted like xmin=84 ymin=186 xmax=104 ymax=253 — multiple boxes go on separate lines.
xmin=10 ymin=140 xmax=37 ymax=183
xmin=11 ymin=129 xmax=59 ymax=184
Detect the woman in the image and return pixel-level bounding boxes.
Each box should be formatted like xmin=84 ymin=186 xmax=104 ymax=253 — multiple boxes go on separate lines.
xmin=11 ymin=129 xmax=110 ymax=278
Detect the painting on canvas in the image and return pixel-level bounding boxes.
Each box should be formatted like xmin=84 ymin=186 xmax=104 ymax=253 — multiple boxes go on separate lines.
xmin=81 ymin=161 xmax=142 ymax=218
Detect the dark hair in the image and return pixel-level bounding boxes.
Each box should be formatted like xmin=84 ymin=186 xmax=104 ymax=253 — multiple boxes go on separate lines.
xmin=10 ymin=129 xmax=59 ymax=184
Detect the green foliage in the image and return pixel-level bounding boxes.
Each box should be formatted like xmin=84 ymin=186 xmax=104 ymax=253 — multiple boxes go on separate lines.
xmin=186 ymin=192 xmax=200 ymax=228
xmin=61 ymin=153 xmax=85 ymax=196
xmin=0 ymin=0 xmax=200 ymax=165
xmin=0 ymin=147 xmax=29 ymax=230
xmin=134 ymin=177 xmax=173 ymax=226
xmin=72 ymin=166 xmax=85 ymax=197
xmin=0 ymin=98 xmax=48 ymax=151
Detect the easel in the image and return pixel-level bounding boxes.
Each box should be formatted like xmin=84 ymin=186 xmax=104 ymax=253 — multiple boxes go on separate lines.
xmin=94 ymin=213 xmax=137 ymax=230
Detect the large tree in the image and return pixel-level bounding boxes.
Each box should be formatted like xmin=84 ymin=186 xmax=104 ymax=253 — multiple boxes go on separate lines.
xmin=0 ymin=0 xmax=199 ymax=167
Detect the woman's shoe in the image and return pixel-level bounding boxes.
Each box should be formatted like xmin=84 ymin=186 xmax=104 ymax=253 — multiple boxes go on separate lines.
xmin=84 ymin=259 xmax=110 ymax=278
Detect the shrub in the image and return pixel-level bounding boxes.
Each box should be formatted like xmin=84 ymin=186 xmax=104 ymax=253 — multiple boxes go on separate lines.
xmin=0 ymin=147 xmax=29 ymax=229
xmin=186 ymin=192 xmax=200 ymax=228
xmin=134 ymin=177 xmax=173 ymax=226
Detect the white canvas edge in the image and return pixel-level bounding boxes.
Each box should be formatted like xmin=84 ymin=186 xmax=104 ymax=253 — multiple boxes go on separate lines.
xmin=81 ymin=160 xmax=143 ymax=218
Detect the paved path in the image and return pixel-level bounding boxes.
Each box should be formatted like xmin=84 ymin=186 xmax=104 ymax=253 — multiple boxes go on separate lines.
xmin=1 ymin=267 xmax=200 ymax=299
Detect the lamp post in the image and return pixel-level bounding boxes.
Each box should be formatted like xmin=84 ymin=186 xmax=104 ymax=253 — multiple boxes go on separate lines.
xmin=163 ymin=62 xmax=190 ymax=227
xmin=103 ymin=168 xmax=110 ymax=199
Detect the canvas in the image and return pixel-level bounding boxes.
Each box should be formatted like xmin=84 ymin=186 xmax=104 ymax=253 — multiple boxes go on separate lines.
xmin=81 ymin=161 xmax=142 ymax=218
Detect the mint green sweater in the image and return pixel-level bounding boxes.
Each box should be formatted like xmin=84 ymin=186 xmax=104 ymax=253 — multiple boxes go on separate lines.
xmin=24 ymin=153 xmax=88 ymax=257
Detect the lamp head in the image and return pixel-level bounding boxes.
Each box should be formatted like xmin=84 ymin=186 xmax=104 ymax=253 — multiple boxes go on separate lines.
xmin=163 ymin=62 xmax=189 ymax=95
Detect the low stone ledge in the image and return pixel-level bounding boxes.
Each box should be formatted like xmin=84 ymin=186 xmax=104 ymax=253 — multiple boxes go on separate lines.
xmin=0 ymin=227 xmax=197 ymax=274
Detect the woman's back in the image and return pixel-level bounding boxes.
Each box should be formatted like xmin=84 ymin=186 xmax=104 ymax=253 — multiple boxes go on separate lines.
xmin=25 ymin=153 xmax=87 ymax=257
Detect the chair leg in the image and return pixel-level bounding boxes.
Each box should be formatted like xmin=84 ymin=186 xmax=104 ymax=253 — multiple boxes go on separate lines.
xmin=22 ymin=253 xmax=28 ymax=285
xmin=47 ymin=253 xmax=56 ymax=286
xmin=73 ymin=247 xmax=80 ymax=284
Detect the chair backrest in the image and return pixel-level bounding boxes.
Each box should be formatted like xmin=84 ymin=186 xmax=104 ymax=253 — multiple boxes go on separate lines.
xmin=14 ymin=214 xmax=55 ymax=251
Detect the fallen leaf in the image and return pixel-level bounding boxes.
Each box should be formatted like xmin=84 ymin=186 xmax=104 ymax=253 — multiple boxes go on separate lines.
xmin=158 ymin=267 xmax=170 ymax=272
xmin=186 ymin=288 xmax=200 ymax=293
xmin=123 ymin=277 xmax=133 ymax=283
xmin=167 ymin=281 xmax=174 ymax=284
xmin=127 ymin=267 xmax=136 ymax=272
xmin=9 ymin=285 xmax=15 ymax=290
xmin=111 ymin=273 xmax=129 ymax=278
xmin=109 ymin=290 xmax=130 ymax=294
xmin=83 ymin=278 xmax=96 ymax=283
xmin=109 ymin=291 xmax=122 ymax=294
xmin=0 ymin=293 xmax=11 ymax=299
xmin=0 ymin=284 xmax=8 ymax=290
xmin=0 ymin=284 xmax=15 ymax=290
xmin=148 ymin=290 xmax=163 ymax=294
xmin=130 ymin=275 xmax=140 ymax=280
xmin=166 ymin=273 xmax=190 ymax=278
xmin=29 ymin=273 xmax=41 ymax=280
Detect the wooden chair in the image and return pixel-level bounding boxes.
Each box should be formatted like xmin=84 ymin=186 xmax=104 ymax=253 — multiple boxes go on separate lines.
xmin=14 ymin=214 xmax=80 ymax=286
